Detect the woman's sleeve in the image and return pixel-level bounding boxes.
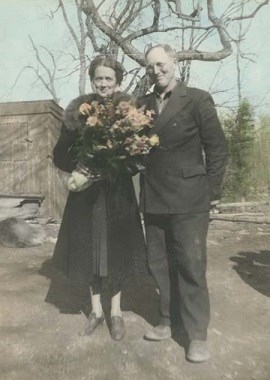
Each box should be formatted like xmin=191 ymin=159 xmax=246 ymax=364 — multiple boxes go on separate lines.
xmin=53 ymin=124 xmax=78 ymax=173
xmin=53 ymin=94 xmax=92 ymax=172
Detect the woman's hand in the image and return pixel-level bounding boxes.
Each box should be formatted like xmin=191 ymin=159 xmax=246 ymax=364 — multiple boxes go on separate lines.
xmin=68 ymin=163 xmax=101 ymax=192
xmin=68 ymin=171 xmax=92 ymax=192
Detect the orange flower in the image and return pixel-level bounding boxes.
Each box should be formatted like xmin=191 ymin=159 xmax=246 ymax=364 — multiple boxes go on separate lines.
xmin=124 ymin=107 xmax=153 ymax=130
xmin=126 ymin=107 xmax=139 ymax=118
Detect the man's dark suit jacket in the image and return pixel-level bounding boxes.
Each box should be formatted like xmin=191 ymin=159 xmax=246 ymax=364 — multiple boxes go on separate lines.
xmin=137 ymin=81 xmax=228 ymax=214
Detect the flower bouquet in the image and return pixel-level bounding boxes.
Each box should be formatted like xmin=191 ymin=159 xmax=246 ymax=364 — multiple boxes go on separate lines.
xmin=68 ymin=95 xmax=158 ymax=191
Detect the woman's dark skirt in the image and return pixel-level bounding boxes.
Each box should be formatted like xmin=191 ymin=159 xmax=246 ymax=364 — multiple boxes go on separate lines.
xmin=52 ymin=176 xmax=148 ymax=296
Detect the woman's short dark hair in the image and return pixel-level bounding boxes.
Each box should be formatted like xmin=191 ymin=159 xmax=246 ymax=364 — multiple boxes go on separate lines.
xmin=88 ymin=55 xmax=124 ymax=85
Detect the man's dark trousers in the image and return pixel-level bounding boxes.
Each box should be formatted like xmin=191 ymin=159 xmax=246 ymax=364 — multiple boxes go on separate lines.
xmin=144 ymin=212 xmax=210 ymax=340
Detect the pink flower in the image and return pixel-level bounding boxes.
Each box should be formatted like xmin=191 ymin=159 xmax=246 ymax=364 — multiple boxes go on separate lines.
xmin=86 ymin=116 xmax=99 ymax=127
xmin=116 ymin=101 xmax=133 ymax=116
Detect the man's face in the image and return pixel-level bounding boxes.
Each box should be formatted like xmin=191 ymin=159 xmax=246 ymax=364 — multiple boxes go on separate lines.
xmin=146 ymin=47 xmax=176 ymax=90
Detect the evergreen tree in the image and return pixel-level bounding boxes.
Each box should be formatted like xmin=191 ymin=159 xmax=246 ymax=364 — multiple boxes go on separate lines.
xmin=222 ymin=99 xmax=256 ymax=201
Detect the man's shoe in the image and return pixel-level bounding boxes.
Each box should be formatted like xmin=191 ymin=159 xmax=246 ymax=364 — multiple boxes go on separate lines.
xmin=186 ymin=340 xmax=210 ymax=363
xmin=144 ymin=325 xmax=171 ymax=341
xmin=111 ymin=316 xmax=125 ymax=341
xmin=79 ymin=312 xmax=104 ymax=336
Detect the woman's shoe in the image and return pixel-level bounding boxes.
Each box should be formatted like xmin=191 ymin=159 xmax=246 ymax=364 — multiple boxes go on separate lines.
xmin=110 ymin=316 xmax=125 ymax=341
xmin=79 ymin=312 xmax=104 ymax=336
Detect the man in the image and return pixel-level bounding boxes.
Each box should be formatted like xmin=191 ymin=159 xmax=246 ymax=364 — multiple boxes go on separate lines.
xmin=138 ymin=44 xmax=228 ymax=362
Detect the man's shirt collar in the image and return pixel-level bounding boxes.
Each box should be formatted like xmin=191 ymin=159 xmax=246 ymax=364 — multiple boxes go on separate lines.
xmin=153 ymin=79 xmax=178 ymax=98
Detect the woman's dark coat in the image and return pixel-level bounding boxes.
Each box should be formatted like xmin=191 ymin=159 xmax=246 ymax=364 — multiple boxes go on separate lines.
xmin=51 ymin=93 xmax=148 ymax=291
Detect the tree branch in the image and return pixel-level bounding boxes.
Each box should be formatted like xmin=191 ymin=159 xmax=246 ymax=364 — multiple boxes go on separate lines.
xmin=166 ymin=0 xmax=201 ymax=21
xmin=124 ymin=67 xmax=142 ymax=93
xmin=82 ymin=0 xmax=145 ymax=64
xmin=82 ymin=0 xmax=235 ymax=63
xmin=59 ymin=0 xmax=81 ymax=51
xmin=28 ymin=65 xmax=60 ymax=103
xmin=118 ymin=0 xmax=150 ymax=35
xmin=177 ymin=0 xmax=232 ymax=62
xmin=227 ymin=0 xmax=269 ymax=21
xmin=85 ymin=16 xmax=101 ymax=52
xmin=114 ymin=0 xmax=133 ymax=30
xmin=75 ymin=0 xmax=87 ymax=94
xmin=29 ymin=36 xmax=59 ymax=100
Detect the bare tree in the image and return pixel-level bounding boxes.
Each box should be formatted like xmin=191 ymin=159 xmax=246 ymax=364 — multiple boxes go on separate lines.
xmin=81 ymin=0 xmax=269 ymax=62
xmin=12 ymin=0 xmax=92 ymax=103
xmin=204 ymin=0 xmax=262 ymax=108
xmin=12 ymin=0 xmax=269 ymax=103
xmin=81 ymin=0 xmax=269 ymax=95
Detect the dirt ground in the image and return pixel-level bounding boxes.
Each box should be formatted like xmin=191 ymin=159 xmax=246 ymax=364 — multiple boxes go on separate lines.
xmin=0 ymin=218 xmax=269 ymax=380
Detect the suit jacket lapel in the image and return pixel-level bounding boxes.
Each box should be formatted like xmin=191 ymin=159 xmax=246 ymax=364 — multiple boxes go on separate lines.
xmin=152 ymin=82 xmax=191 ymax=133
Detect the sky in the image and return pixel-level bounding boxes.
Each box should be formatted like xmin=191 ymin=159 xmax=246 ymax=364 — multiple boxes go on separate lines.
xmin=1 ymin=0 xmax=270 ymax=114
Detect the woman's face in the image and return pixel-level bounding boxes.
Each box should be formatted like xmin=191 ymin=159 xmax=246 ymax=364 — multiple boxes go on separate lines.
xmin=92 ymin=66 xmax=118 ymax=97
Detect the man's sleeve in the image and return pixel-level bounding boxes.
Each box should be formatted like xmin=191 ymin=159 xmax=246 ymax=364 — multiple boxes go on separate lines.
xmin=197 ymin=92 xmax=228 ymax=201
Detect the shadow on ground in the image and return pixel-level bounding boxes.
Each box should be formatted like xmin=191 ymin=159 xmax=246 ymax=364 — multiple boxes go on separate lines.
xmin=39 ymin=259 xmax=90 ymax=315
xmin=230 ymin=250 xmax=270 ymax=297
xmin=39 ymin=258 xmax=187 ymax=348
xmin=39 ymin=259 xmax=159 ymax=325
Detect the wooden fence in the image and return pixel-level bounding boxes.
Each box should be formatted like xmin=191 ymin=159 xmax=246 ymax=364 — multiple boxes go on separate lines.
xmin=0 ymin=100 xmax=68 ymax=219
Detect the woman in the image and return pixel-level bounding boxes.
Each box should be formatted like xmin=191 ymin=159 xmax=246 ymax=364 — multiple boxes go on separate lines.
xmin=52 ymin=55 xmax=147 ymax=341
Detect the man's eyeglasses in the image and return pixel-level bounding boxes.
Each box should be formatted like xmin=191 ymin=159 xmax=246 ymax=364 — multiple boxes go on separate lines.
xmin=146 ymin=58 xmax=175 ymax=74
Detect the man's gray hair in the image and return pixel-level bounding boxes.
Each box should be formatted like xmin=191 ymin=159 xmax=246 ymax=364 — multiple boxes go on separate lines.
xmin=145 ymin=44 xmax=176 ymax=59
